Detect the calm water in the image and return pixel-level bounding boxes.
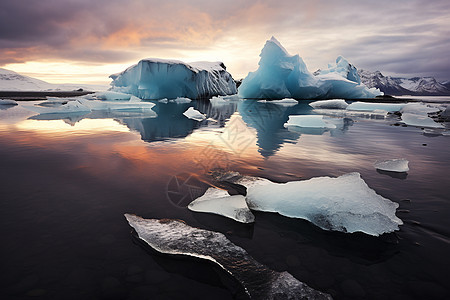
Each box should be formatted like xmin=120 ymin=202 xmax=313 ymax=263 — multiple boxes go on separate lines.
xmin=0 ymin=97 xmax=449 ymax=299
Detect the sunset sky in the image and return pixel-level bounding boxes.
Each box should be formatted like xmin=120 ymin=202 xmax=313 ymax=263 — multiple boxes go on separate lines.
xmin=1 ymin=0 xmax=449 ymax=85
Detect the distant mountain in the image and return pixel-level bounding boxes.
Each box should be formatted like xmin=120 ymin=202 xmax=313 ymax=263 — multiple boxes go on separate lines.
xmin=358 ymin=69 xmax=450 ymax=96
xmin=0 ymin=68 xmax=108 ymax=91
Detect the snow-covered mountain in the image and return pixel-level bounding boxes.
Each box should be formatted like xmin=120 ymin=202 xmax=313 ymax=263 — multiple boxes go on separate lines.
xmin=358 ymin=69 xmax=450 ymax=96
xmin=0 ymin=68 xmax=108 ymax=91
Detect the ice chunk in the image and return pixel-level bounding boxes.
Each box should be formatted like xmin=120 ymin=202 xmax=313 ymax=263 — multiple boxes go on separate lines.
xmin=78 ymin=99 xmax=155 ymax=111
xmin=188 ymin=187 xmax=255 ymax=223
xmin=284 ymin=115 xmax=337 ymax=129
xmin=401 ymin=112 xmax=445 ymax=128
xmin=243 ymin=172 xmax=403 ymax=236
xmin=183 ymin=107 xmax=206 ymax=121
xmin=258 ymin=98 xmax=298 ymax=107
xmin=24 ymin=98 xmax=156 ymax=116
xmin=309 ymin=99 xmax=348 ymax=109
xmin=24 ymin=100 xmax=91 ymax=114
xmin=238 ymin=36 xmax=382 ymax=100
xmin=172 ymin=97 xmax=192 ymax=103
xmin=346 ymin=102 xmax=405 ymax=112
xmin=374 ymin=159 xmax=409 ymax=173
xmin=400 ymin=103 xmax=440 ymax=115
xmin=0 ymin=99 xmax=18 ymax=105
xmin=125 ymin=214 xmax=332 ymax=299
xmin=110 ymin=59 xmax=237 ymax=100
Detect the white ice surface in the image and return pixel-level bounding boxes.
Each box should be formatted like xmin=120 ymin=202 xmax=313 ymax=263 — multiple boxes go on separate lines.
xmin=24 ymin=100 xmax=91 ymax=114
xmin=242 ymin=172 xmax=402 ymax=236
xmin=309 ymin=99 xmax=348 ymax=109
xmin=188 ymin=187 xmax=255 ymax=223
xmin=346 ymin=102 xmax=405 ymax=112
xmin=238 ymin=37 xmax=382 ymax=100
xmin=258 ymin=98 xmax=298 ymax=107
xmin=284 ymin=115 xmax=337 ymax=129
xmin=401 ymin=113 xmax=445 ymax=128
xmin=183 ymin=107 xmax=206 ymax=121
xmin=24 ymin=98 xmax=156 ymax=115
xmin=374 ymin=159 xmax=409 ymax=172
xmin=400 ymin=103 xmax=441 ymax=116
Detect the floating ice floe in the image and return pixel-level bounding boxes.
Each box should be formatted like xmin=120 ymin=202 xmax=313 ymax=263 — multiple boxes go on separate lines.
xmin=238 ymin=172 xmax=402 ymax=236
xmin=238 ymin=36 xmax=381 ymax=100
xmin=374 ymin=159 xmax=409 ymax=173
xmin=257 ymin=98 xmax=298 ymax=107
xmin=125 ymin=214 xmax=332 ymax=299
xmin=401 ymin=113 xmax=445 ymax=128
xmin=309 ymin=99 xmax=348 ymax=109
xmin=346 ymin=102 xmax=405 ymax=112
xmin=24 ymin=100 xmax=91 ymax=114
xmin=0 ymin=99 xmax=18 ymax=105
xmin=110 ymin=59 xmax=237 ymax=100
xmin=183 ymin=107 xmax=206 ymax=121
xmin=400 ymin=103 xmax=440 ymax=116
xmin=188 ymin=187 xmax=255 ymax=223
xmin=284 ymin=115 xmax=338 ymax=129
xmin=24 ymin=98 xmax=156 ymax=115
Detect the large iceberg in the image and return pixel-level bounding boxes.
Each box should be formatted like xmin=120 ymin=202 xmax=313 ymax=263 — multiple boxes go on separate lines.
xmin=110 ymin=59 xmax=237 ymax=100
xmin=238 ymin=37 xmax=382 ymax=100
xmin=125 ymin=214 xmax=332 ymax=299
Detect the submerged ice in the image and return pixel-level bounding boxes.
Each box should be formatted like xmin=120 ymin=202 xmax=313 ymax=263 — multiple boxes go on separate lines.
xmin=238 ymin=37 xmax=382 ymax=100
xmin=125 ymin=214 xmax=331 ymax=299
xmin=110 ymin=59 xmax=237 ymax=100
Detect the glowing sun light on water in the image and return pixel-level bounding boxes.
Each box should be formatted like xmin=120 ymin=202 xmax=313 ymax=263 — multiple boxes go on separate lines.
xmin=15 ymin=119 xmax=131 ymax=135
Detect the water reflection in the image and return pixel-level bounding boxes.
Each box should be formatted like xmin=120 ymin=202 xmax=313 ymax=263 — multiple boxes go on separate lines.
xmin=238 ymin=101 xmax=353 ymax=157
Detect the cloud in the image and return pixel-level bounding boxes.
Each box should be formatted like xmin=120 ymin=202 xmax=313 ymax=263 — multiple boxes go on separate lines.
xmin=1 ymin=0 xmax=449 ymax=81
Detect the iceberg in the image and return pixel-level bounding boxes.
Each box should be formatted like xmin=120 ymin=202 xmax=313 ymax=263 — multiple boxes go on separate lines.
xmin=183 ymin=107 xmax=206 ymax=121
xmin=238 ymin=37 xmax=382 ymax=100
xmin=346 ymin=102 xmax=406 ymax=112
xmin=239 ymin=172 xmax=402 ymax=236
xmin=188 ymin=187 xmax=255 ymax=223
xmin=401 ymin=112 xmax=445 ymax=128
xmin=110 ymin=59 xmax=237 ymax=100
xmin=374 ymin=159 xmax=409 ymax=173
xmin=125 ymin=214 xmax=332 ymax=299
xmin=309 ymin=99 xmax=348 ymax=109
xmin=0 ymin=99 xmax=18 ymax=105
xmin=284 ymin=115 xmax=337 ymax=129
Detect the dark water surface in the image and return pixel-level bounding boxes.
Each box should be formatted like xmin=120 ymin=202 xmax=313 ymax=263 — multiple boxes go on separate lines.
xmin=0 ymin=98 xmax=449 ymax=299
